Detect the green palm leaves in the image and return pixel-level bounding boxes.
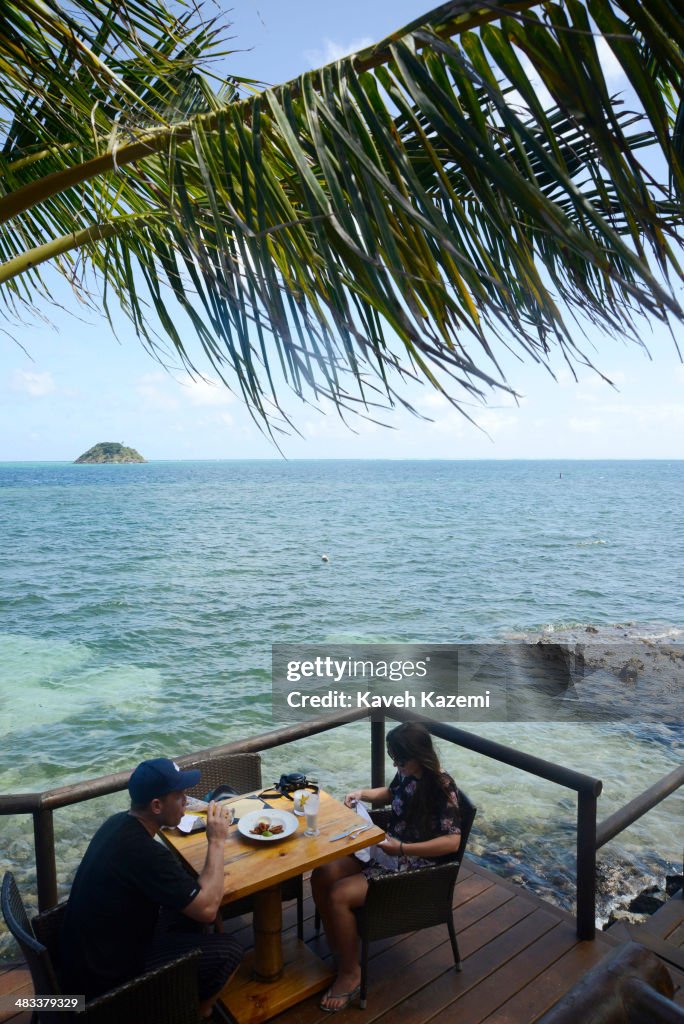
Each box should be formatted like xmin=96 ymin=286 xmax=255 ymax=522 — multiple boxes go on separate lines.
xmin=1 ymin=0 xmax=683 ymax=425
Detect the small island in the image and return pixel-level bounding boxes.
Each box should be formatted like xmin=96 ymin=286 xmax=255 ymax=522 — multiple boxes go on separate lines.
xmin=74 ymin=442 xmax=146 ymax=464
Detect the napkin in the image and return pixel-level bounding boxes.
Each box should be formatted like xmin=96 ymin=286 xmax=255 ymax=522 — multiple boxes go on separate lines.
xmin=177 ymin=814 xmax=206 ymax=834
xmin=352 ymin=802 xmax=373 ymax=864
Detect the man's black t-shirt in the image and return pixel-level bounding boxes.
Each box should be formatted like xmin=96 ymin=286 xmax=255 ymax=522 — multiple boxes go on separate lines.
xmin=59 ymin=812 xmax=200 ymax=998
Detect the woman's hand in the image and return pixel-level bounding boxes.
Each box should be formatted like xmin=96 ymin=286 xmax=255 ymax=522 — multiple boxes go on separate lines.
xmin=378 ymin=836 xmax=402 ymax=857
xmin=344 ymin=790 xmax=363 ymax=808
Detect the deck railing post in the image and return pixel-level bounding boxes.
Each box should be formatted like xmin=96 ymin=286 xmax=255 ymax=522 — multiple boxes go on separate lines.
xmin=576 ymin=789 xmax=597 ymax=940
xmin=370 ymin=716 xmax=385 ymax=792
xmin=33 ymin=807 xmax=57 ymax=912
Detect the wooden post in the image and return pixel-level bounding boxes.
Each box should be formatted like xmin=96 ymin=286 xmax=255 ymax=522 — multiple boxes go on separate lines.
xmin=252 ymin=885 xmax=283 ymax=982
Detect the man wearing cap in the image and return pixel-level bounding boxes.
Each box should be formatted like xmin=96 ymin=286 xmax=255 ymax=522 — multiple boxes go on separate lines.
xmin=59 ymin=757 xmax=242 ymax=1019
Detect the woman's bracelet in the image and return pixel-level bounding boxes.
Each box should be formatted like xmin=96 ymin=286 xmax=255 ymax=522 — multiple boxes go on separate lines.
xmin=399 ymin=841 xmax=404 ymax=856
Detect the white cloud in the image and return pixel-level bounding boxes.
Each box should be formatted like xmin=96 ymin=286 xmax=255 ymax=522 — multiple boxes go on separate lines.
xmin=636 ymin=402 xmax=684 ymax=427
xmin=135 ymin=373 xmax=235 ymax=411
xmin=420 ymin=392 xmax=451 ymax=411
xmin=183 ymin=378 xmax=235 ymax=407
xmin=304 ymin=36 xmax=374 ymax=69
xmin=11 ymin=370 xmax=56 ymax=397
xmin=301 ymin=413 xmax=381 ymax=441
xmin=566 ymin=398 xmax=684 ymax=429
xmin=421 ymin=407 xmax=470 ymax=439
xmin=568 ymin=416 xmax=603 ymax=434
xmin=570 ymin=377 xmax=621 ymax=404
xmin=136 ymin=373 xmax=180 ymax=411
xmin=555 ymin=367 xmax=580 ymax=387
xmin=476 ymin=409 xmax=519 ymax=436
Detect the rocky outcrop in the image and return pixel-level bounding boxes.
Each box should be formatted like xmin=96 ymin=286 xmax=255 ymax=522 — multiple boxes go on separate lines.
xmin=74 ymin=442 xmax=145 ymax=464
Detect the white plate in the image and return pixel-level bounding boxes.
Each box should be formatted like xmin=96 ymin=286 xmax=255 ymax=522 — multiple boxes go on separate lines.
xmin=237 ymin=809 xmax=299 ymax=842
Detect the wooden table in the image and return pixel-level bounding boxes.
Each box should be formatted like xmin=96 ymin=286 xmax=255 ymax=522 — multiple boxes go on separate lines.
xmin=161 ymin=790 xmax=384 ymax=1023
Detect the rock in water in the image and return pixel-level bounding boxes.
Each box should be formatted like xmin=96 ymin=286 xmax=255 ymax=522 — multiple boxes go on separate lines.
xmin=74 ymin=442 xmax=145 ymax=464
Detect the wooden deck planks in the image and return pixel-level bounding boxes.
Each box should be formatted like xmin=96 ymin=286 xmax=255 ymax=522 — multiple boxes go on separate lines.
xmin=0 ymin=964 xmax=32 ymax=1024
xmin=1 ymin=863 xmax=680 ymax=1024
xmin=360 ymin=907 xmax=561 ymax=1024
xmin=643 ymin=892 xmax=684 ymax=947
xmin=478 ymin=933 xmax=613 ymax=1024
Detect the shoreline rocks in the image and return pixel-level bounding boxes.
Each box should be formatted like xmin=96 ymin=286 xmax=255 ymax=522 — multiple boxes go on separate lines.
xmin=603 ymin=875 xmax=683 ymax=931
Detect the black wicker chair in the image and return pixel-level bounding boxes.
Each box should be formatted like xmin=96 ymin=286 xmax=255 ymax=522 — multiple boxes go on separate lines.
xmin=183 ymin=752 xmax=304 ymax=940
xmin=314 ymin=788 xmax=476 ymax=1009
xmin=1 ymin=872 xmax=200 ymax=1024
xmin=184 ymin=752 xmax=263 ymax=802
xmin=355 ymin=789 xmax=476 ymax=1007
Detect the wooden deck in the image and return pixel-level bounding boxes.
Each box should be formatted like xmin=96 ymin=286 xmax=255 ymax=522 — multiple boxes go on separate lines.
xmin=606 ymin=887 xmax=684 ymax=976
xmin=2 ymin=863 xmax=683 ymax=1024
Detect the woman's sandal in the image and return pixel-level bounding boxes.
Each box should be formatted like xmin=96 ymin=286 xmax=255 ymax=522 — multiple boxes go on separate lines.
xmin=319 ymin=984 xmax=361 ymax=1013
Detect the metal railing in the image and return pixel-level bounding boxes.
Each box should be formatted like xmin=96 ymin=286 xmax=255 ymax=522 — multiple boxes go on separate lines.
xmin=1 ymin=707 xmax=682 ymax=942
xmin=596 ymin=765 xmax=684 ymax=850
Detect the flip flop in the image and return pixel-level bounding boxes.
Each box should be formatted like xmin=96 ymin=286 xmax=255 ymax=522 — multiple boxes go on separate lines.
xmin=319 ymin=984 xmax=361 ymax=1013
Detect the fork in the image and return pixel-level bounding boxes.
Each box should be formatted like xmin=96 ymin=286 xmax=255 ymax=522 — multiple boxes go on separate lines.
xmin=344 ymin=823 xmax=371 ymax=840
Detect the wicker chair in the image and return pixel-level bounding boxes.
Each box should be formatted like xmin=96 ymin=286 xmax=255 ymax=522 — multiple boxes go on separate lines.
xmin=184 ymin=752 xmax=263 ymax=801
xmin=355 ymin=789 xmax=476 ymax=1007
xmin=314 ymin=788 xmax=476 ymax=1009
xmin=182 ymin=752 xmax=304 ymax=940
xmin=1 ymin=872 xmax=200 ymax=1024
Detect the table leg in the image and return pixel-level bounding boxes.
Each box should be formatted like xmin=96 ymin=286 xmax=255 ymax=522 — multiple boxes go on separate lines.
xmin=252 ymin=885 xmax=283 ymax=982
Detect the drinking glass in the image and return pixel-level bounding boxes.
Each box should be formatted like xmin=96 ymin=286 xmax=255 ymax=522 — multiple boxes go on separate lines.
xmin=220 ymin=802 xmax=235 ymax=826
xmin=303 ymin=791 xmax=320 ymax=836
xmin=293 ymin=789 xmax=307 ymax=816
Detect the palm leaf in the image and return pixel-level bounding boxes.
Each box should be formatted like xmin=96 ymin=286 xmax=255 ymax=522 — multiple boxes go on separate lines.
xmin=1 ymin=0 xmax=683 ymax=426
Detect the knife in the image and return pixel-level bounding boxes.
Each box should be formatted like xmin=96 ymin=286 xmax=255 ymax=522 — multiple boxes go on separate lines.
xmin=329 ymin=823 xmax=371 ymax=841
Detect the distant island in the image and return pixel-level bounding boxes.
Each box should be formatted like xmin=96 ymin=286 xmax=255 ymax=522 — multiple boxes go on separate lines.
xmin=74 ymin=442 xmax=146 ymax=464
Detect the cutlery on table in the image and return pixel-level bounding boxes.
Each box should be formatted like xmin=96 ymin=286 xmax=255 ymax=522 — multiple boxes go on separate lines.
xmin=329 ymin=823 xmax=372 ymax=842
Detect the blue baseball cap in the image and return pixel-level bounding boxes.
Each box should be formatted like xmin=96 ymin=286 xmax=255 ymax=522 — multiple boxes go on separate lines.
xmin=128 ymin=758 xmax=201 ymax=804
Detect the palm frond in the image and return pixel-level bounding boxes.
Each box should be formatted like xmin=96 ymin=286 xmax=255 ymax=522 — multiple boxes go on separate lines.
xmin=1 ymin=0 xmax=683 ymax=426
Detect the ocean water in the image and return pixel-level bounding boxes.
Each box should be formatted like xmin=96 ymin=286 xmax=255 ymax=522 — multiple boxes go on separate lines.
xmin=0 ymin=459 xmax=682 ymax=951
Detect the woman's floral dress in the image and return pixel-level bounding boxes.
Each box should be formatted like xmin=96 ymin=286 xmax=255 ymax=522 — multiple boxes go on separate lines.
xmin=362 ymin=770 xmax=462 ymax=879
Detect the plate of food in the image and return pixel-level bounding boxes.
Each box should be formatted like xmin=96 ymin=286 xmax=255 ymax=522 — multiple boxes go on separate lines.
xmin=237 ymin=809 xmax=298 ymax=842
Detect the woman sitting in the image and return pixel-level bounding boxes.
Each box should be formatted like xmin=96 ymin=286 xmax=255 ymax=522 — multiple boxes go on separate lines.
xmin=312 ymin=721 xmax=462 ymax=1012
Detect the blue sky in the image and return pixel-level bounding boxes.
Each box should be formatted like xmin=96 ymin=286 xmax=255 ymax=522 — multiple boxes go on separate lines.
xmin=1 ymin=0 xmax=683 ymax=461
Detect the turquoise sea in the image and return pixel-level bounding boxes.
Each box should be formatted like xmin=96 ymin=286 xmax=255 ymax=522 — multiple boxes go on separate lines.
xmin=0 ymin=459 xmax=682 ymax=953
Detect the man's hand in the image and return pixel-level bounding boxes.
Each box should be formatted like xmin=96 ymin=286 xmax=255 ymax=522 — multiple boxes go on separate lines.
xmin=205 ymin=800 xmax=232 ymax=844
xmin=183 ymin=802 xmax=232 ymax=923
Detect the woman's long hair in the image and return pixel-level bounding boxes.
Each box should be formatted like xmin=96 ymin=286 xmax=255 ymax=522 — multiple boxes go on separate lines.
xmin=386 ymin=722 xmax=452 ymax=836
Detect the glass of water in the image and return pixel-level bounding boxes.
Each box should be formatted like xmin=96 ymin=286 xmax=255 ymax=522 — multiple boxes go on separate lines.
xmin=303 ymin=790 xmax=320 ymax=836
